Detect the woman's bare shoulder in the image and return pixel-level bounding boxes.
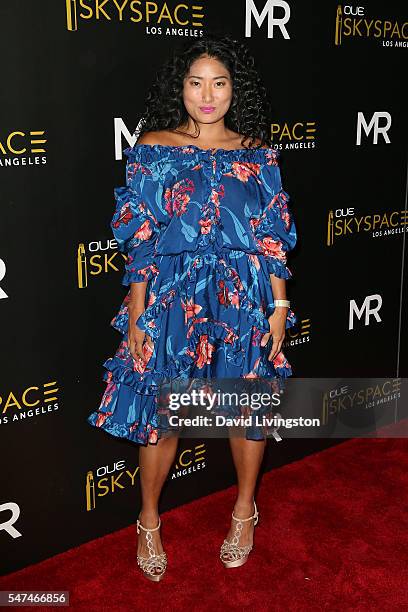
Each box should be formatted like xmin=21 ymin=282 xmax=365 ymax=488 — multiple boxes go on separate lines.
xmin=136 ymin=130 xmax=176 ymax=146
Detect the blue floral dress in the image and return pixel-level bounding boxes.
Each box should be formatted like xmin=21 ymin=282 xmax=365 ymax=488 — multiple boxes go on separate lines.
xmin=87 ymin=143 xmax=297 ymax=444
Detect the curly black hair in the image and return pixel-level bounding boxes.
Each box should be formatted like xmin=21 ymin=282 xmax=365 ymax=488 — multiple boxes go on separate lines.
xmin=135 ymin=32 xmax=273 ymax=149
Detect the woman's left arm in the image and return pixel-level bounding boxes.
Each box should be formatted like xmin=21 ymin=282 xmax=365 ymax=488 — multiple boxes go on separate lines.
xmin=255 ymin=158 xmax=297 ymax=360
xmin=260 ymin=275 xmax=288 ymax=361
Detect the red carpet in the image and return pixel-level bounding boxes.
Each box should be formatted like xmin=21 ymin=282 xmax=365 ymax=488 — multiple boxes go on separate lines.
xmin=2 ymin=436 xmax=408 ymax=611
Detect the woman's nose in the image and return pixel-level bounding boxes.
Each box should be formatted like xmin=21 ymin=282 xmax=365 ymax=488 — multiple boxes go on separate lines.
xmin=201 ymin=85 xmax=214 ymax=102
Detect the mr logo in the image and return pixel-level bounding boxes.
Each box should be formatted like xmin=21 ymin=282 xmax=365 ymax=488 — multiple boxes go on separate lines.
xmin=0 ymin=502 xmax=22 ymax=538
xmin=113 ymin=117 xmax=151 ymax=160
xmin=349 ymin=294 xmax=382 ymax=330
xmin=356 ymin=112 xmax=391 ymax=145
xmin=245 ymin=0 xmax=290 ymax=38
xmin=0 ymin=258 xmax=8 ymax=299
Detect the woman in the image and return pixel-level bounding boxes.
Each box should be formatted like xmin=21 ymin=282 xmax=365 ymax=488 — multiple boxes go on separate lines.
xmin=87 ymin=32 xmax=297 ymax=582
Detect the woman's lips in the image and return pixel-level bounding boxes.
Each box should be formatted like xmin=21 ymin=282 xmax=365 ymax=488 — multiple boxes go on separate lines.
xmin=199 ymin=107 xmax=215 ymax=113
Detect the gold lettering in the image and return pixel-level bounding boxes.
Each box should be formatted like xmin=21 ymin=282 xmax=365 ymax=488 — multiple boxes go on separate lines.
xmin=126 ymin=467 xmax=139 ymax=485
xmin=158 ymin=2 xmax=174 ymax=24
xmin=3 ymin=392 xmax=23 ymax=414
xmin=112 ymin=0 xmax=129 ymax=20
xmin=96 ymin=0 xmax=111 ymax=21
xmin=334 ymin=218 xmax=343 ymax=236
xmin=364 ymin=19 xmax=374 ymax=36
xmin=356 ymin=388 xmax=365 ymax=403
xmin=372 ymin=214 xmax=381 ymax=229
xmin=89 ymin=254 xmax=103 ymax=275
xmin=379 ymin=213 xmax=389 ymax=229
xmin=382 ymin=381 xmax=391 ymax=395
xmin=389 ymin=211 xmax=399 ymax=226
xmin=354 ymin=216 xmax=365 ymax=231
xmin=280 ymin=123 xmax=291 ymax=140
xmin=391 ymin=22 xmax=400 ymax=38
xmin=292 ymin=122 xmax=303 ymax=140
xmin=343 ymin=218 xmax=353 ymax=234
xmin=111 ymin=472 xmax=125 ymax=491
xmin=105 ymin=252 xmax=122 ymax=272
xmin=97 ymin=478 xmax=110 ymax=496
xmin=270 ymin=124 xmax=280 ymax=139
xmin=130 ymin=0 xmax=143 ymax=23
xmin=79 ymin=0 xmax=93 ymax=19
xmin=145 ymin=1 xmax=159 ymax=22
xmin=343 ymin=16 xmax=352 ymax=36
xmin=7 ymin=131 xmax=26 ymax=155
xmin=174 ymin=4 xmax=188 ymax=26
xmin=178 ymin=448 xmax=192 ymax=467
xmin=352 ymin=18 xmax=363 ymax=37
xmin=383 ymin=20 xmax=392 ymax=36
xmin=373 ymin=19 xmax=382 ymax=38
xmin=22 ymin=386 xmax=40 ymax=407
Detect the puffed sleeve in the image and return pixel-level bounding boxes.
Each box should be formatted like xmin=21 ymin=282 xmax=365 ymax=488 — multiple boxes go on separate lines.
xmin=111 ymin=146 xmax=160 ymax=285
xmin=254 ymin=159 xmax=297 ymax=279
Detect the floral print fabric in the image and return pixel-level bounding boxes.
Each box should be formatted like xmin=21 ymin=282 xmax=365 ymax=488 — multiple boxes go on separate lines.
xmin=87 ymin=143 xmax=297 ymax=444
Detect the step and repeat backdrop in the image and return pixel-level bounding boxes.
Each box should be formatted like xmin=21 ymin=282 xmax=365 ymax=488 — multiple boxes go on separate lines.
xmin=0 ymin=1 xmax=406 ymax=574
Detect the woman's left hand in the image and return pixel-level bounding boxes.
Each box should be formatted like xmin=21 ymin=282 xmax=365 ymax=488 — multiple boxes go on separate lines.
xmin=260 ymin=308 xmax=288 ymax=361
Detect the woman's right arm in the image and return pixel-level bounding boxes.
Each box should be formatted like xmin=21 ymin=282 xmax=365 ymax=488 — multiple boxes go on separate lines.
xmin=112 ymin=133 xmax=161 ymax=360
xmin=128 ymin=281 xmax=153 ymax=360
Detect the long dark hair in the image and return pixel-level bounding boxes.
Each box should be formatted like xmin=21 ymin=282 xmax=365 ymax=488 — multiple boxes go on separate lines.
xmin=135 ymin=32 xmax=273 ymax=149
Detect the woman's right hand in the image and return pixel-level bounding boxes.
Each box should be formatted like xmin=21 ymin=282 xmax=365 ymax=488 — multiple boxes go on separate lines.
xmin=128 ymin=306 xmax=153 ymax=361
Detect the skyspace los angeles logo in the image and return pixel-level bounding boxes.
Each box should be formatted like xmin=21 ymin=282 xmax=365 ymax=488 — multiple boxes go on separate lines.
xmin=65 ymin=0 xmax=205 ymax=34
xmin=0 ymin=130 xmax=47 ymax=168
xmin=326 ymin=208 xmax=407 ymax=246
xmin=334 ymin=5 xmax=408 ymax=48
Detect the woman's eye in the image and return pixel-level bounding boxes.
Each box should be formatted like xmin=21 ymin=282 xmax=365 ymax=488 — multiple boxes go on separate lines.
xmin=215 ymin=81 xmax=226 ymax=87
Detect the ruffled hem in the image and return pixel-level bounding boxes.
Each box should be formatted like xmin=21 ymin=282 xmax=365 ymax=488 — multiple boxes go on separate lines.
xmin=86 ymin=379 xmax=279 ymax=444
xmin=86 ymin=382 xmax=161 ymax=445
xmin=88 ymin=311 xmax=295 ymax=444
xmin=88 ymin=316 xmax=293 ymax=444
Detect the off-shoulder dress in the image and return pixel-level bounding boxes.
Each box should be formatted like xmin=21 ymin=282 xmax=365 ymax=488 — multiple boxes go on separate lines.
xmin=87 ymin=143 xmax=297 ymax=444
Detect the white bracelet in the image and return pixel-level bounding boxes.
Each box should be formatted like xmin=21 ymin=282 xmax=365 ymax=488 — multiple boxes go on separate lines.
xmin=274 ymin=299 xmax=290 ymax=308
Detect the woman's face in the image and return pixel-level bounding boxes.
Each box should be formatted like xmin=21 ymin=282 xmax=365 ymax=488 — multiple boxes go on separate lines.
xmin=182 ymin=55 xmax=233 ymax=126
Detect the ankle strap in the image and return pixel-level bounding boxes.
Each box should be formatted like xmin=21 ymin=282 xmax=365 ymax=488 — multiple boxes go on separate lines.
xmin=137 ymin=517 xmax=161 ymax=532
xmin=231 ymin=500 xmax=258 ymax=522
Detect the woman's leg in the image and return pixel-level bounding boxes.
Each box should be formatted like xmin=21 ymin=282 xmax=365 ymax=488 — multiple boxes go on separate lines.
xmin=137 ymin=434 xmax=179 ymax=557
xmin=225 ymin=436 xmax=267 ymax=546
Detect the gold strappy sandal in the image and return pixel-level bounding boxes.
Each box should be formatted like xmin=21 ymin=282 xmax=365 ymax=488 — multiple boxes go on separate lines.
xmin=220 ymin=499 xmax=259 ymax=568
xmin=136 ymin=516 xmax=167 ymax=582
